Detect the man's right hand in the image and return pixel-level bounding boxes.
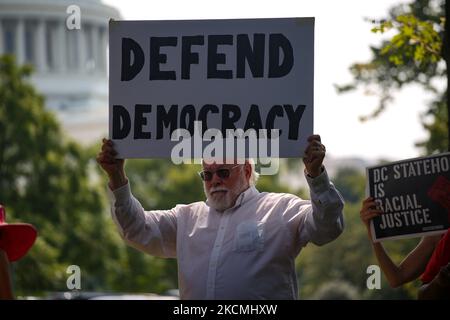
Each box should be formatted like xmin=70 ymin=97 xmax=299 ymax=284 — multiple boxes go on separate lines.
xmin=96 ymin=138 xmax=128 ymax=190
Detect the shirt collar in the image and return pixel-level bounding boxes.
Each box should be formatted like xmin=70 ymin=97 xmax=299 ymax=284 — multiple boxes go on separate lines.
xmin=233 ymin=185 xmax=259 ymax=209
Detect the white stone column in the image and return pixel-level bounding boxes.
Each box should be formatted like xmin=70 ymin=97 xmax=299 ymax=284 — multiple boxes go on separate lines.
xmin=77 ymin=28 xmax=86 ymax=71
xmin=15 ymin=19 xmax=25 ymax=65
xmin=67 ymin=30 xmax=76 ymax=70
xmin=56 ymin=21 xmax=66 ymax=72
xmin=90 ymin=24 xmax=99 ymax=72
xmin=0 ymin=20 xmax=4 ymax=55
xmin=35 ymin=19 xmax=47 ymax=73
xmin=98 ymin=26 xmax=107 ymax=73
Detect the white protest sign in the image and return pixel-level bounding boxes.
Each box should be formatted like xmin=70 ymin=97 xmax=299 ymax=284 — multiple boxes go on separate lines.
xmin=109 ymin=18 xmax=314 ymax=159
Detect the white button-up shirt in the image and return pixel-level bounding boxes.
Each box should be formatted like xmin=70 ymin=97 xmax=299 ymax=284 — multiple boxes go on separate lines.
xmin=110 ymin=169 xmax=344 ymax=300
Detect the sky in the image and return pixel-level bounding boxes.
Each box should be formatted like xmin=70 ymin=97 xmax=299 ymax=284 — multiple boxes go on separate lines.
xmin=102 ymin=0 xmax=436 ymax=161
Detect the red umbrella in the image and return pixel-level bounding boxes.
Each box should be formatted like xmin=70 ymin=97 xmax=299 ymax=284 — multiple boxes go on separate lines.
xmin=0 ymin=205 xmax=37 ymax=262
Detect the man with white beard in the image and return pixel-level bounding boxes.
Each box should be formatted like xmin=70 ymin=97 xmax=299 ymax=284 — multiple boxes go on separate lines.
xmin=97 ymin=134 xmax=344 ymax=299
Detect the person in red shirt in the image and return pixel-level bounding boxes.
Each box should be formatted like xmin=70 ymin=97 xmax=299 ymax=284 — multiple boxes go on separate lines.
xmin=0 ymin=248 xmax=14 ymax=299
xmin=0 ymin=205 xmax=37 ymax=300
xmin=418 ymin=228 xmax=450 ymax=299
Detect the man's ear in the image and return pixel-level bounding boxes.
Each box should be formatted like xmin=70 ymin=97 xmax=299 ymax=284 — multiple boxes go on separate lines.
xmin=244 ymin=162 xmax=252 ymax=181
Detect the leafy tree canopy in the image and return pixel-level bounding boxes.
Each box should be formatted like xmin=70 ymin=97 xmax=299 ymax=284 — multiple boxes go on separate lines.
xmin=336 ymin=0 xmax=447 ymax=154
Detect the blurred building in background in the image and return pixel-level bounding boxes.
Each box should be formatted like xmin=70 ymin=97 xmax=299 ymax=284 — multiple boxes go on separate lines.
xmin=0 ymin=0 xmax=121 ymax=143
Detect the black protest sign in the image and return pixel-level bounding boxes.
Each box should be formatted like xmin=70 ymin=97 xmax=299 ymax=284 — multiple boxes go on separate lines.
xmin=367 ymin=153 xmax=450 ymax=242
xmin=109 ymin=18 xmax=314 ymax=159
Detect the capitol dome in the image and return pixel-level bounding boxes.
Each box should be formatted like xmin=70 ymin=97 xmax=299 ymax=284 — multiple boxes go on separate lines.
xmin=0 ymin=0 xmax=121 ymax=143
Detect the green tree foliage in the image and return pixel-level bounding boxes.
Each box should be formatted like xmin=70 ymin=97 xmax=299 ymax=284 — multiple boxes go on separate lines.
xmin=0 ymin=55 xmax=129 ymax=295
xmin=311 ymin=280 xmax=360 ymax=300
xmin=333 ymin=167 xmax=366 ymax=203
xmin=336 ymin=0 xmax=447 ymax=154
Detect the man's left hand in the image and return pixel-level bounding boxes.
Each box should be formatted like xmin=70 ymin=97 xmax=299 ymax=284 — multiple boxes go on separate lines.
xmin=303 ymin=135 xmax=326 ymax=178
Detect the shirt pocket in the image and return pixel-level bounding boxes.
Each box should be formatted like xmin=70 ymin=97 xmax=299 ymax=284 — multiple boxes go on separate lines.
xmin=233 ymin=220 xmax=264 ymax=252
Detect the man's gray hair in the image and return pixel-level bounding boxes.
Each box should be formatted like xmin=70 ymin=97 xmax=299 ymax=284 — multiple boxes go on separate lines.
xmin=247 ymin=159 xmax=260 ymax=186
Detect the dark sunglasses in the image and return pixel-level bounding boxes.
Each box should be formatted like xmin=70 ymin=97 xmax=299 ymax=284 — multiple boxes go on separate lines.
xmin=198 ymin=165 xmax=241 ymax=181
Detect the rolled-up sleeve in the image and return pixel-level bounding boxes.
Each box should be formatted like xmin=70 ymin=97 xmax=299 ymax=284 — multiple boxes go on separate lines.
xmin=299 ymin=168 xmax=345 ymax=246
xmin=109 ymin=182 xmax=178 ymax=258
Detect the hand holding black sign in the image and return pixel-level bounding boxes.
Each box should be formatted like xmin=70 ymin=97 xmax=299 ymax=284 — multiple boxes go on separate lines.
xmin=366 ymin=153 xmax=450 ymax=242
xmin=360 ymin=197 xmax=382 ymax=235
